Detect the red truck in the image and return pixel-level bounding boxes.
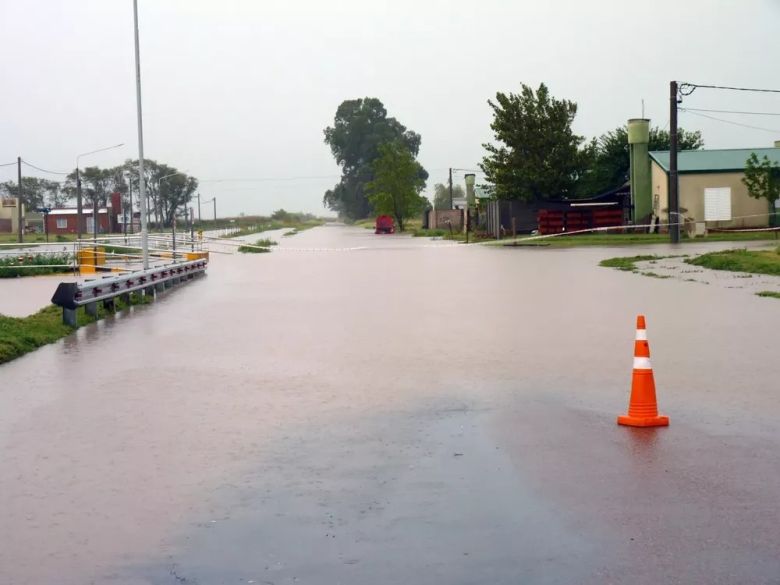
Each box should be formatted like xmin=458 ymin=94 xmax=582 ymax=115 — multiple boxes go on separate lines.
xmin=374 ymin=215 xmax=395 ymax=234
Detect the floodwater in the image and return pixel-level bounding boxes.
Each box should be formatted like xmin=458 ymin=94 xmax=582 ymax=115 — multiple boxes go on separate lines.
xmin=0 ymin=273 xmax=79 ymax=317
xmin=1 ymin=225 xmax=779 ymax=585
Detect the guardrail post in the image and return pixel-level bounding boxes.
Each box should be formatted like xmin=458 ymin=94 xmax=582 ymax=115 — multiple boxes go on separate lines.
xmin=102 ymin=299 xmax=115 ymax=313
xmin=85 ymin=302 xmax=98 ymax=318
xmin=155 ymin=282 xmax=165 ymax=293
xmin=63 ymin=308 xmax=77 ymax=327
xmin=120 ymin=292 xmax=130 ymax=304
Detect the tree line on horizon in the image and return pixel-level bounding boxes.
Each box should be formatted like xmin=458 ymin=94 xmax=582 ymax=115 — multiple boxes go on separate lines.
xmin=0 ymin=160 xmax=197 ymax=228
xmin=321 ymin=87 xmax=705 ymax=228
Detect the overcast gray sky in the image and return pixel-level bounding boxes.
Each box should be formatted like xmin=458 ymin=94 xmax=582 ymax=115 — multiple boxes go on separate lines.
xmin=2 ymin=0 xmax=779 ymax=217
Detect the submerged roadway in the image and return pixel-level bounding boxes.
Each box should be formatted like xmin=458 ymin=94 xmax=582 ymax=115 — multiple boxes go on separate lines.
xmin=1 ymin=224 xmax=778 ymax=584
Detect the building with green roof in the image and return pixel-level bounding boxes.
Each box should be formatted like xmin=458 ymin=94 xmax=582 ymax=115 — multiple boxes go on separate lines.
xmin=646 ymin=145 xmax=780 ymax=229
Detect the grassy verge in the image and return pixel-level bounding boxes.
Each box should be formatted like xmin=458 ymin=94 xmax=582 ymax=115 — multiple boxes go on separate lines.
xmin=599 ymin=255 xmax=662 ymax=271
xmin=685 ymin=248 xmax=780 ymax=276
xmin=0 ymin=233 xmax=76 ymax=244
xmin=0 ymin=253 xmax=75 ymax=278
xmin=756 ymin=291 xmax=780 ymax=299
xmin=219 ymin=215 xmax=324 ymax=239
xmin=237 ymin=238 xmax=277 ymax=253
xmin=0 ymin=295 xmax=150 ymax=365
xmin=487 ymin=231 xmax=780 ymax=248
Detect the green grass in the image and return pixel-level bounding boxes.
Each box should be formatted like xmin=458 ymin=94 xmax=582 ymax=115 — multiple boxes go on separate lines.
xmin=756 ymin=291 xmax=780 ymax=299
xmin=0 ymin=253 xmax=75 ymax=278
xmin=686 ymin=248 xmax=780 ymax=276
xmin=0 ymin=233 xmax=77 ymax=244
xmin=413 ymin=228 xmax=448 ymax=238
xmin=488 ymin=231 xmax=780 ymax=248
xmin=237 ymin=238 xmax=276 ymax=253
xmin=0 ymin=294 xmax=150 ymax=365
xmin=599 ymin=255 xmax=660 ymax=271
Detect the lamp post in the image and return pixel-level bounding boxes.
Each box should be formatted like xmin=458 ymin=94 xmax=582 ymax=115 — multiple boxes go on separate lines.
xmin=132 ymin=0 xmax=149 ymax=269
xmin=75 ymin=143 xmax=124 ymax=240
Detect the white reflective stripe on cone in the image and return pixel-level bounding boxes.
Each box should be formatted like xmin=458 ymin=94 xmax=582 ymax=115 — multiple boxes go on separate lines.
xmin=633 ymin=356 xmax=653 ymax=370
xmin=635 ymin=329 xmax=648 ymax=341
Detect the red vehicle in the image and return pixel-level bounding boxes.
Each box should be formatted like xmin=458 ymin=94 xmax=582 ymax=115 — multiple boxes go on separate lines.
xmin=375 ymin=215 xmax=395 ymax=234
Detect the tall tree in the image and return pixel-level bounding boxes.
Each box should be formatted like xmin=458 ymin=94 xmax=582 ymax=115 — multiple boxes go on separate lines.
xmin=480 ymin=83 xmax=591 ymax=201
xmin=324 ymin=98 xmax=427 ymax=220
xmin=0 ymin=177 xmax=64 ymax=209
xmin=366 ymin=142 xmax=427 ymax=232
xmin=579 ymin=126 xmax=704 ymax=196
xmin=432 ymin=183 xmax=464 ymax=209
xmin=743 ymin=153 xmax=780 ymax=226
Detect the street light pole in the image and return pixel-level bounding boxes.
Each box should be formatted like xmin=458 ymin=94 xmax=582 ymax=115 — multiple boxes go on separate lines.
xmin=17 ymin=157 xmax=23 ymax=243
xmin=133 ymin=0 xmax=149 ymax=270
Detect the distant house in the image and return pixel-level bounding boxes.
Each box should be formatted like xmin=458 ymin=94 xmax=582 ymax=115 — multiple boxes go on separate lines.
xmin=649 ymin=146 xmax=780 ymax=229
xmin=45 ymin=192 xmax=124 ymax=235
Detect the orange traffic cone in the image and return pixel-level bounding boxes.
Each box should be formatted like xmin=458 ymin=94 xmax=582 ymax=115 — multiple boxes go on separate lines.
xmin=617 ymin=315 xmax=669 ymax=427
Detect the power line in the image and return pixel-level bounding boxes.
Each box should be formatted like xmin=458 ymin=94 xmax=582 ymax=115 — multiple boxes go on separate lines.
xmin=20 ymin=159 xmax=70 ymax=175
xmin=679 ymin=109 xmax=780 ymax=134
xmin=681 ymin=82 xmax=780 ymax=95
xmin=683 ymin=107 xmax=780 ymax=117
xmin=200 ymin=174 xmax=339 ymax=183
xmin=0 ymin=161 xmax=17 ymax=167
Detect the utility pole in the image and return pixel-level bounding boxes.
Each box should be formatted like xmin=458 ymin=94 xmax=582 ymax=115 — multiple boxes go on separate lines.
xmin=213 ymin=197 xmax=216 ymax=222
xmin=133 ymin=0 xmax=149 ymax=269
xmin=669 ymin=80 xmax=680 ymax=244
xmin=172 ymin=211 xmax=177 ymax=261
xmin=76 ymin=167 xmax=83 ymax=240
xmin=128 ymin=174 xmax=134 ymax=234
xmin=189 ymin=206 xmax=194 ymax=251
xmin=93 ymin=197 xmax=99 ymax=262
xmin=448 ymin=167 xmax=454 ymax=209
xmin=17 ymin=157 xmax=23 ymax=243
xmin=197 ymin=192 xmax=201 ymax=223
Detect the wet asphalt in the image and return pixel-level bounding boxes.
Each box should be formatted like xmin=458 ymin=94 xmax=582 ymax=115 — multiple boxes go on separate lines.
xmin=1 ymin=225 xmax=779 ymax=584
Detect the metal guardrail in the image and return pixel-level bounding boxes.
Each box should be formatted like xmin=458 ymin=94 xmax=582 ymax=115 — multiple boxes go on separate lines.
xmin=51 ymin=258 xmax=208 ymax=325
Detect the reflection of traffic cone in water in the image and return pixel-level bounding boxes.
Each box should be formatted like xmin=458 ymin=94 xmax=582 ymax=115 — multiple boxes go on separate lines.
xmin=617 ymin=315 xmax=669 ymax=427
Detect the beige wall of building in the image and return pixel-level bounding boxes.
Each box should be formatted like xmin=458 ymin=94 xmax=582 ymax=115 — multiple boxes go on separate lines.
xmin=0 ymin=198 xmax=21 ymax=233
xmin=650 ymin=162 xmax=771 ymax=228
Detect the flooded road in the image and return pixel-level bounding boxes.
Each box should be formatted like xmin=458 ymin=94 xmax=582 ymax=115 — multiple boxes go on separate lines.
xmin=1 ymin=225 xmax=779 ymax=584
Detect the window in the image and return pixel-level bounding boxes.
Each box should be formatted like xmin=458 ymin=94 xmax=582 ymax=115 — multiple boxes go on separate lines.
xmin=56 ymin=218 xmax=67 ymax=229
xmin=704 ymin=187 xmax=732 ymax=221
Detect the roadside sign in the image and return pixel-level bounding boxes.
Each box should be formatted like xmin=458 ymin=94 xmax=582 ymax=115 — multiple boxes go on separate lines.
xmin=452 ymin=197 xmax=467 ymax=208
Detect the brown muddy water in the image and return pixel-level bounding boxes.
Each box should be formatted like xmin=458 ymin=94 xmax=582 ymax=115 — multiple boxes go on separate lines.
xmin=1 ymin=225 xmax=779 ymax=585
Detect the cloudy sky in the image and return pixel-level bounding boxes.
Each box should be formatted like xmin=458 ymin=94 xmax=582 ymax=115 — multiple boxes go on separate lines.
xmin=2 ymin=0 xmax=779 ymax=216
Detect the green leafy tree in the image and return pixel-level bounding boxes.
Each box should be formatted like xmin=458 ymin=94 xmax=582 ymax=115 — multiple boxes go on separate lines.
xmin=366 ymin=142 xmax=427 ymax=232
xmin=324 ymin=98 xmax=427 ymax=220
xmin=579 ymin=126 xmax=704 ymax=196
xmin=480 ymin=83 xmax=592 ymax=201
xmin=743 ymin=153 xmax=780 ymax=225
xmin=0 ymin=178 xmax=65 ymax=209
xmin=432 ymin=183 xmax=464 ymax=209
xmin=62 ymin=160 xmax=197 ymax=227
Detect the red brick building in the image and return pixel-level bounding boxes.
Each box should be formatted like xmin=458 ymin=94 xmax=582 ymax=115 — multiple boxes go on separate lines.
xmin=46 ymin=192 xmax=123 ymax=235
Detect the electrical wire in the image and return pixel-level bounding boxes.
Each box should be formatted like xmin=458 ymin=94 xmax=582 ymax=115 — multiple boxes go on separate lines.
xmin=681 ymin=83 xmax=780 ymax=95
xmin=0 ymin=161 xmax=17 ymax=167
xmin=200 ymin=174 xmax=339 ymax=183
xmin=20 ymin=160 xmax=70 ymax=175
xmin=679 ymin=109 xmax=780 ymax=134
xmin=683 ymin=107 xmax=780 ymax=117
